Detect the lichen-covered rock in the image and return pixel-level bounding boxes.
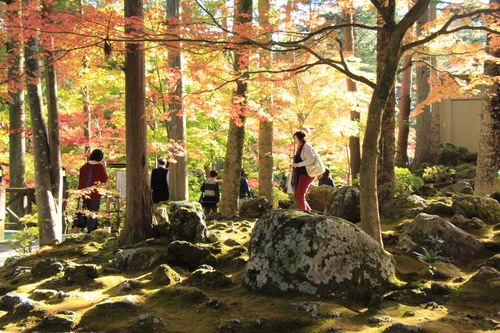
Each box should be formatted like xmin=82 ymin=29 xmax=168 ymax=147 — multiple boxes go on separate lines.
xmin=184 ymin=268 xmax=232 ymax=288
xmin=452 ymin=194 xmax=500 ymax=225
xmin=415 ymin=184 xmax=438 ymax=198
xmin=306 ymin=185 xmax=336 ymax=212
xmin=440 ymin=181 xmax=473 ymax=195
xmin=1 ymin=292 xmax=31 ymax=311
xmin=31 ymin=289 xmax=58 ymax=301
xmin=166 ymin=201 xmax=208 ymax=243
xmin=239 ymin=198 xmax=272 ymax=218
xmin=166 ymin=240 xmax=217 ymax=269
xmin=327 ymin=186 xmax=360 ymax=223
xmin=396 ymin=213 xmax=484 ymax=265
xmin=452 ymin=267 xmax=500 ymax=303
xmin=380 ymin=195 xmax=427 ymax=219
xmin=433 ymin=262 xmax=463 ymax=280
xmin=63 ymin=263 xmax=98 ymax=284
xmin=31 ymin=258 xmax=65 ymax=279
xmin=455 ymin=164 xmax=476 ymax=180
xmin=384 ymin=322 xmax=424 ymax=332
xmin=151 ymin=264 xmax=182 ymax=285
xmin=113 ymin=248 xmax=165 ymax=271
xmin=154 ymin=285 xmax=207 ymax=304
xmin=243 ymin=210 xmax=396 ymax=301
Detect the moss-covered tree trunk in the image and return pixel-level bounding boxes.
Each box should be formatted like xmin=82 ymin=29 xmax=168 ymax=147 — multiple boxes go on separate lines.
xmin=25 ymin=34 xmax=60 ymax=245
xmin=167 ymin=0 xmax=188 ymax=201
xmin=343 ymin=10 xmax=361 ymax=183
xmin=475 ymin=0 xmax=500 ymax=195
xmin=220 ymin=0 xmax=252 ymax=216
xmin=120 ymin=0 xmax=153 ymax=245
xmin=7 ymin=11 xmax=26 ymax=220
xmin=258 ymin=0 xmax=273 ymax=203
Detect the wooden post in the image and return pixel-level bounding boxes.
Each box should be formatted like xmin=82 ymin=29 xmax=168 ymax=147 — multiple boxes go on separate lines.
xmin=0 ymin=183 xmax=5 ymax=242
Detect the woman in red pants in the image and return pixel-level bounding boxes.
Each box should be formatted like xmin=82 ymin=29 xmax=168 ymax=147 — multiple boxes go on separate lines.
xmin=290 ymin=131 xmax=317 ymax=211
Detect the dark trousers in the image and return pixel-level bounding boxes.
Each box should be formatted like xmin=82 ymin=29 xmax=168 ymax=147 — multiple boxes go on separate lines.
xmin=203 ymin=204 xmax=218 ymax=216
xmin=84 ymin=199 xmax=101 ymax=233
xmin=152 ymin=191 xmax=169 ymax=203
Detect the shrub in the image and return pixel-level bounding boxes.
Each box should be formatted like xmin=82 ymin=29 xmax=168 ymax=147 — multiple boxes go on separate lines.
xmin=380 ymin=167 xmax=424 ymax=198
xmin=6 ymin=214 xmax=39 ymax=254
xmin=422 ymin=165 xmax=456 ymax=185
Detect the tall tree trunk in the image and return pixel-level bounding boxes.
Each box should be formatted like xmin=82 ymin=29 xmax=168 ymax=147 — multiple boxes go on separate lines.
xmin=7 ymin=20 xmax=26 ymax=219
xmin=220 ymin=0 xmax=252 ymax=216
xmin=343 ymin=9 xmax=361 ymax=183
xmin=120 ymin=0 xmax=153 ymax=245
xmin=396 ymin=52 xmax=412 ymax=166
xmin=167 ymin=0 xmax=188 ymax=201
xmin=475 ymin=0 xmax=500 ymax=195
xmin=376 ymin=12 xmax=396 ymax=199
xmin=412 ymin=6 xmax=438 ymax=169
xmin=25 ymin=34 xmax=60 ymax=245
xmin=258 ymin=0 xmax=273 ymax=203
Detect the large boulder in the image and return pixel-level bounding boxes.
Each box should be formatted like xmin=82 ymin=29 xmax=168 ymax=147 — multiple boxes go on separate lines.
xmin=165 ymin=241 xmax=217 ymax=269
xmin=243 ymin=210 xmax=396 ymax=302
xmin=439 ymin=181 xmax=473 ymax=195
xmin=307 ymin=185 xmax=336 ymax=212
xmin=239 ymin=198 xmax=272 ymax=218
xmin=396 ymin=213 xmax=485 ymax=265
xmin=63 ymin=264 xmax=98 ymax=284
xmin=113 ymin=248 xmax=165 ymax=271
xmin=327 ymin=186 xmax=360 ymax=223
xmin=183 ymin=267 xmax=232 ymax=288
xmin=150 ymin=264 xmax=182 ymax=285
xmin=452 ymin=267 xmax=500 ymax=304
xmin=166 ymin=201 xmax=208 ymax=243
xmin=380 ymin=195 xmax=427 ymax=219
xmin=452 ymin=194 xmax=500 ymax=225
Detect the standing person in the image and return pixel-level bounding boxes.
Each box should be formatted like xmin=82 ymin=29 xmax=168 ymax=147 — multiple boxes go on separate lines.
xmin=239 ymin=169 xmax=252 ymax=208
xmin=151 ymin=157 xmax=169 ymax=203
xmin=290 ymin=131 xmax=320 ymax=211
xmin=318 ymin=168 xmax=335 ymax=187
xmin=200 ymin=169 xmax=220 ymax=216
xmin=77 ymin=149 xmax=109 ymax=233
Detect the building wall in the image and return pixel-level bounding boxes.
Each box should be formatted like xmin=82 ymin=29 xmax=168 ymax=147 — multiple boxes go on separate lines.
xmin=439 ymin=98 xmax=482 ymax=153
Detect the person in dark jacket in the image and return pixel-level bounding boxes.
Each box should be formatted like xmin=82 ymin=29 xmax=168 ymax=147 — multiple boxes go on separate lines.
xmin=239 ymin=169 xmax=252 ymax=208
xmin=77 ymin=149 xmax=109 ymax=233
xmin=151 ymin=157 xmax=169 ymax=203
xmin=200 ymin=169 xmax=220 ymax=216
xmin=318 ymin=168 xmax=335 ymax=187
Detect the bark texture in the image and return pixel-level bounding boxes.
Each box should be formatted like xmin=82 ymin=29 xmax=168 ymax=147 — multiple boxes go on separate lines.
xmin=220 ymin=0 xmax=252 ymax=216
xmin=120 ymin=0 xmax=153 ymax=245
xmin=167 ymin=0 xmax=188 ymax=201
xmin=396 ymin=53 xmax=412 ymax=166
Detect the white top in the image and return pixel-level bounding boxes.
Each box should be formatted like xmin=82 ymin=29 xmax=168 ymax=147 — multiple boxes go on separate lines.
xmin=296 ymin=142 xmax=316 ymax=167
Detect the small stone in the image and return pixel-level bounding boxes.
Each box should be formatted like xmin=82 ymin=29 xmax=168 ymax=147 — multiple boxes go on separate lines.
xmin=326 ymin=311 xmax=341 ymax=318
xmin=466 ymin=313 xmax=485 ymax=320
xmin=326 ymin=326 xmax=343 ymax=332
xmin=207 ymin=297 xmax=225 ymax=309
xmin=31 ymin=289 xmax=58 ymax=301
xmin=252 ymin=319 xmax=261 ymax=327
xmin=40 ymin=312 xmax=77 ymax=329
xmin=136 ymin=314 xmax=167 ymax=330
xmin=368 ymin=315 xmax=393 ymax=324
xmin=403 ymin=310 xmax=417 ymax=317
xmin=230 ymin=319 xmax=241 ymax=324
xmin=424 ymin=301 xmax=440 ymax=309
xmin=384 ymin=322 xmax=424 ymax=332
xmin=223 ymin=238 xmax=241 ymax=247
xmin=63 ymin=263 xmax=98 ymax=284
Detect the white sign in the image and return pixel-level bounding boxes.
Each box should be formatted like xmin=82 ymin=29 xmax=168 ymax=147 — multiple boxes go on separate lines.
xmin=116 ymin=170 xmax=126 ymax=198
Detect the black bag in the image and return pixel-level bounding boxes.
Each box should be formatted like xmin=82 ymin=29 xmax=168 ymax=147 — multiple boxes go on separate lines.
xmin=73 ymin=212 xmax=88 ymax=228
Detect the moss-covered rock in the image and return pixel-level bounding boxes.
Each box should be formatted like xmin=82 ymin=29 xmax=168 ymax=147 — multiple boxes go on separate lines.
xmin=31 ymin=258 xmax=65 ymax=279
xmin=437 ymin=143 xmax=468 ymax=166
xmin=452 ymin=194 xmax=500 ymax=225
xmin=243 ymin=210 xmax=396 ymax=302
xmin=306 ymin=185 xmax=336 ymax=212
xmin=166 ymin=201 xmax=208 ymax=243
xmin=327 ymin=186 xmax=360 ymax=223
xmin=239 ymin=197 xmax=273 ymax=218
xmin=150 ymin=264 xmax=182 ymax=285
xmin=183 ymin=268 xmax=232 ymax=288
xmin=152 ymin=285 xmax=207 ymax=305
xmin=380 ymin=195 xmax=427 ymax=219
xmin=113 ymin=247 xmax=165 ymax=271
xmin=63 ymin=263 xmax=98 ymax=284
xmin=452 ymin=267 xmax=500 ymax=304
xmin=440 ymin=181 xmax=474 ymax=195
xmin=455 ymin=164 xmax=476 ymax=180
xmin=425 ymin=201 xmax=454 ymax=217
xmin=396 ymin=213 xmax=484 ymax=265
xmin=166 ymin=240 xmax=217 ymax=269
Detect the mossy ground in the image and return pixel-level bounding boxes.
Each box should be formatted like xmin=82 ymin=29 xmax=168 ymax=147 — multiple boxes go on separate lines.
xmin=0 ymin=216 xmax=498 ymax=332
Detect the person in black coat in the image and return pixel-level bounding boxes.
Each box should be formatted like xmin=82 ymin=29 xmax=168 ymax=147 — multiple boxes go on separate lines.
xmin=151 ymin=157 xmax=169 ymax=203
xmin=200 ymin=169 xmax=220 ymax=215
